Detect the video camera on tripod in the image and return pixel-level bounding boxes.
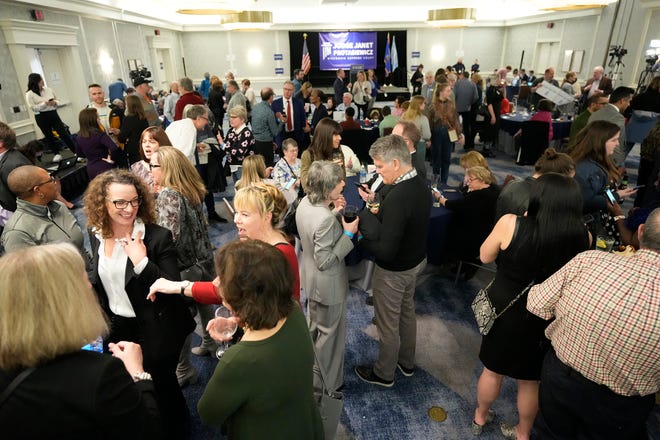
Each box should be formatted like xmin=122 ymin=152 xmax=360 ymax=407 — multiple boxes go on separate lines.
xmin=129 ymin=66 xmax=152 ymax=84
xmin=608 ymin=45 xmax=627 ymax=67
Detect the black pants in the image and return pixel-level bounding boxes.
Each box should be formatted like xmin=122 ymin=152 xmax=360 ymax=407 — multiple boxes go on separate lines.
xmin=356 ymin=103 xmax=369 ymax=120
xmin=196 ymin=164 xmax=216 ymax=215
xmin=35 ymin=111 xmax=75 ymax=154
xmin=108 ymin=315 xmax=191 ymax=440
xmin=459 ymin=110 xmax=475 ymax=149
xmin=254 ymin=140 xmax=275 ymax=167
xmin=533 ymin=349 xmax=654 ymax=440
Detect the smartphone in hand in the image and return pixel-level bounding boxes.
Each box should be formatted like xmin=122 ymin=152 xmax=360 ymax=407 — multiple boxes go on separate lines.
xmin=605 ymin=188 xmax=617 ymax=205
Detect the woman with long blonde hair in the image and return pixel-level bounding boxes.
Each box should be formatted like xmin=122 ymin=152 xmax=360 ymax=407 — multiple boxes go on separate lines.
xmin=401 ymin=95 xmax=431 ymax=162
xmin=235 ymin=154 xmax=274 ymax=191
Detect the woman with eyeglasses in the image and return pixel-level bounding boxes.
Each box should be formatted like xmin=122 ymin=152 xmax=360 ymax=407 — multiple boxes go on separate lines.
xmin=130 ymin=126 xmax=172 ymax=193
xmin=217 ymin=105 xmax=255 ymax=182
xmin=83 ymin=169 xmax=195 ymax=440
xmin=0 ymin=165 xmax=87 ymax=262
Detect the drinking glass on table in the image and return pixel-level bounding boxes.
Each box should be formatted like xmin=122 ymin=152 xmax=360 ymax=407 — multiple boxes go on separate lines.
xmin=213 ymin=306 xmax=238 ymax=359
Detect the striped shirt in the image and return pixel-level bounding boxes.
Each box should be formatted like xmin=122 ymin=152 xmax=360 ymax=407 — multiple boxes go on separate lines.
xmin=527 ymin=249 xmax=660 ymax=396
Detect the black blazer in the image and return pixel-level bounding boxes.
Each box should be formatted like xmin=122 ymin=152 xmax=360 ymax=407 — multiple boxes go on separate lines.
xmin=272 ymin=96 xmax=307 ymax=147
xmin=0 ymin=351 xmax=161 ymax=439
xmin=89 ymin=224 xmax=194 ymax=361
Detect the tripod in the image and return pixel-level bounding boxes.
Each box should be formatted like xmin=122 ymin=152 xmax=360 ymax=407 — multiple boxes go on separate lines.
xmin=608 ymin=60 xmax=625 ymax=86
xmin=635 ymin=65 xmax=654 ymax=94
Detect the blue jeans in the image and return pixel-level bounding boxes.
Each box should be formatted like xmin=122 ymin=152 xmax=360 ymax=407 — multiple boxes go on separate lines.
xmin=431 ymin=126 xmax=452 ymax=184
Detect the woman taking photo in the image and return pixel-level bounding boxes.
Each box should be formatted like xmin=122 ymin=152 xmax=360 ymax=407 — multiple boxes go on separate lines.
xmin=296 ymin=161 xmax=357 ymax=433
xmin=300 ymin=118 xmax=345 ymax=191
xmin=272 ymin=138 xmax=302 ymax=203
xmin=0 ymin=166 xmax=86 ymax=262
xmin=75 ymin=108 xmax=121 ymax=180
xmin=0 ymin=243 xmax=160 ymax=438
xmin=149 ymin=146 xmax=216 ymax=381
xmin=351 ymin=70 xmax=372 ymax=120
xmin=131 ymin=126 xmax=172 ymax=192
xmin=472 ymin=173 xmax=590 ymax=440
xmin=196 ymin=240 xmax=323 ymax=438
xmin=429 ymin=82 xmax=464 ymax=184
xmin=83 ymin=169 xmax=194 ymax=440
xmin=401 ymin=95 xmax=432 ymax=162
xmin=118 ymin=95 xmax=150 ymax=166
xmin=218 ymin=105 xmax=255 ymax=182
xmin=569 ymin=120 xmax=637 ymax=243
xmin=149 ymin=182 xmax=301 ymax=306
xmin=24 ymin=73 xmax=76 ymax=162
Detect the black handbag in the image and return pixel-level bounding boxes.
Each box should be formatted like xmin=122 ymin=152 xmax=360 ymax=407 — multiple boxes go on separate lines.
xmin=180 ymin=258 xmax=215 ymax=282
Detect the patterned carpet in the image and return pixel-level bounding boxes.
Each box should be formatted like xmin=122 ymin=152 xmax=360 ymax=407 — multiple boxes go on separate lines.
xmin=69 ymin=141 xmax=658 ymax=439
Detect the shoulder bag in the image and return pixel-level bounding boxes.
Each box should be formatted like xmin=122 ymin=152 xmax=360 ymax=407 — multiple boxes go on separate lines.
xmin=471 ymin=279 xmax=534 ymax=336
xmin=0 ymin=367 xmax=36 ymax=409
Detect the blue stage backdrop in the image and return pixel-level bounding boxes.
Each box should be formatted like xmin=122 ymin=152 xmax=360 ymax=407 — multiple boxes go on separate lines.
xmin=319 ymin=32 xmax=377 ymax=71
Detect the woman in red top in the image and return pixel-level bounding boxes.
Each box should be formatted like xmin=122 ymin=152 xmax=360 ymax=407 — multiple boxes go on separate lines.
xmin=148 ymin=182 xmax=300 ymax=305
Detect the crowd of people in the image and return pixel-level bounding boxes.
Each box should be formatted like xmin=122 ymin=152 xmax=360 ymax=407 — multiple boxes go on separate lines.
xmin=0 ymin=59 xmax=658 ymax=440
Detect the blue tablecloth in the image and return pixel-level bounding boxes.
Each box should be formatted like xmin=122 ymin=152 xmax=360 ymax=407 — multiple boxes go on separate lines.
xmin=499 ymin=113 xmax=572 ymax=140
xmin=343 ymin=175 xmax=459 ymax=265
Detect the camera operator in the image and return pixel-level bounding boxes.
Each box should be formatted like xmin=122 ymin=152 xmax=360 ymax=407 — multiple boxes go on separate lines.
xmin=132 ymin=69 xmax=160 ymax=127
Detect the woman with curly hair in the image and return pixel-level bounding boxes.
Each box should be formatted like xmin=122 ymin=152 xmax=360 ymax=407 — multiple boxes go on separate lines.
xmin=83 ymin=169 xmax=195 ymax=440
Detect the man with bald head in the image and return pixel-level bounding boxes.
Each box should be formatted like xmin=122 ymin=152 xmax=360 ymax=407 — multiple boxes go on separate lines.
xmin=531 ymin=67 xmax=559 ymax=106
xmin=251 ymin=87 xmax=284 ymax=166
xmin=583 ymin=66 xmax=613 ymax=98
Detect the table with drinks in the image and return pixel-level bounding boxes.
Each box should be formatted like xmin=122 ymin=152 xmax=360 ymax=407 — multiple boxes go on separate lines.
xmin=498 ymin=109 xmax=573 ymax=156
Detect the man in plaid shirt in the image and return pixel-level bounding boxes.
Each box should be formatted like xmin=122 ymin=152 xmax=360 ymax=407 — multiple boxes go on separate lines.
xmin=527 ymin=207 xmax=659 ymax=439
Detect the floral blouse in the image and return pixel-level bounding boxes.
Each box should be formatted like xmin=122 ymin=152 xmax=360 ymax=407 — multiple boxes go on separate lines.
xmin=131 ymin=161 xmax=154 ymax=192
xmin=224 ymin=126 xmax=255 ymax=166
xmin=272 ymin=158 xmax=301 ymax=189
xmin=156 ymin=187 xmax=213 ymax=270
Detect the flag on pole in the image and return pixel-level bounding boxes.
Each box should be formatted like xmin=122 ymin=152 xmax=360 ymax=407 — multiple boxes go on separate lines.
xmin=391 ymin=35 xmax=399 ymax=72
xmin=301 ymin=33 xmax=311 ymax=75
xmin=384 ymin=33 xmax=392 ymax=76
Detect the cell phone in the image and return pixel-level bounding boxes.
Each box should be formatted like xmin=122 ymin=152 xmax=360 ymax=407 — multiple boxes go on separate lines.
xmin=354 ymin=182 xmax=368 ymax=191
xmin=632 ymin=185 xmax=645 ymax=190
xmin=605 ymin=188 xmax=617 ymax=205
xmin=284 ymin=177 xmax=296 ymax=190
xmin=222 ymin=197 xmax=235 ymax=215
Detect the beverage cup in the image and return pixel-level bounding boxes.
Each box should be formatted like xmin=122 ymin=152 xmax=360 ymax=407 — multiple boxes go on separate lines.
xmin=342 ymin=205 xmax=358 ymax=223
xmin=596 ymin=235 xmax=615 ymax=252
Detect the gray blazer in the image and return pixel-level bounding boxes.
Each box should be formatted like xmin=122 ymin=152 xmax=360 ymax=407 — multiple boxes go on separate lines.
xmin=296 ymin=196 xmax=354 ymax=305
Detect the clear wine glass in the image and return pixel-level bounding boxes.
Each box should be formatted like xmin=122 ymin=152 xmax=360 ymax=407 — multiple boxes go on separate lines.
xmin=214 ymin=306 xmax=238 ymax=359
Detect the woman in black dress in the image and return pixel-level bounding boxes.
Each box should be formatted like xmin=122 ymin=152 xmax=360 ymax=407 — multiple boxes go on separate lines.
xmin=118 ymin=95 xmax=149 ymax=166
xmin=483 ymin=78 xmax=505 ymax=157
xmin=471 ymin=173 xmax=590 ymax=439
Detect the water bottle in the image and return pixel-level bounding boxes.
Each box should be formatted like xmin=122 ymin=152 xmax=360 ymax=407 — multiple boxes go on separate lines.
xmin=82 ymin=336 xmax=104 ymax=353
xmin=359 ymin=165 xmax=367 ymax=183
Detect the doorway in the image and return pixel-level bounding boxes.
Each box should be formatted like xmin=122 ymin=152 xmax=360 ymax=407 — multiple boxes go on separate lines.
xmin=535 ymin=42 xmax=561 ymax=75
xmin=155 ymin=48 xmax=174 ymax=90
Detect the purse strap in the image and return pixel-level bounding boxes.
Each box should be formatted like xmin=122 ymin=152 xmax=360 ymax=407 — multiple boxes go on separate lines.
xmin=283 ymin=160 xmax=298 ymax=179
xmin=0 ymin=367 xmax=36 ymax=409
xmin=494 ymin=280 xmax=535 ymax=319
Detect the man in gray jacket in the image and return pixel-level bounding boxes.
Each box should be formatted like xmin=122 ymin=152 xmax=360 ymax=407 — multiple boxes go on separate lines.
xmin=251 ymin=88 xmax=284 ymax=166
xmin=453 ymin=71 xmax=479 ymax=150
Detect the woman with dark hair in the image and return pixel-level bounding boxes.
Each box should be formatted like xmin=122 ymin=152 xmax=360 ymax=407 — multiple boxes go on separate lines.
xmin=75 ymin=108 xmax=120 ymax=180
xmin=195 ymin=240 xmax=323 ymax=438
xmin=411 ymin=64 xmax=424 ymax=96
xmin=83 ymin=169 xmax=195 ymax=440
xmin=483 ymin=78 xmax=505 ymax=157
xmin=118 ymin=95 xmax=149 ymax=165
xmin=207 ymin=77 xmax=225 ymax=133
xmin=429 ymin=82 xmax=464 ymax=184
xmin=300 ymin=117 xmax=345 ymax=191
xmin=530 ymin=99 xmax=555 ymax=140
xmin=472 ymin=173 xmax=590 ymax=440
xmin=569 ymin=120 xmax=637 ymax=243
xmin=24 ymin=73 xmax=76 ymax=162
xmin=131 ymin=126 xmax=172 ymax=192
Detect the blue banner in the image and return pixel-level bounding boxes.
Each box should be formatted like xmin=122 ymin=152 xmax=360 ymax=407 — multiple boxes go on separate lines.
xmin=275 ymin=67 xmax=285 ymax=75
xmin=319 ymin=32 xmax=377 ymax=71
xmin=273 ymin=54 xmax=283 ymax=61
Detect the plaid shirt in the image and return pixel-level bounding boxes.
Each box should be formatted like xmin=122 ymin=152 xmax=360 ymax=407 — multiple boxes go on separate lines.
xmin=527 ymin=249 xmax=660 ymax=396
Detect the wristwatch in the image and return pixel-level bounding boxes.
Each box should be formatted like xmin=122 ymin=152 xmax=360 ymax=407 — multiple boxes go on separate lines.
xmin=180 ymin=280 xmax=190 ymax=298
xmin=133 ymin=371 xmax=152 ymax=382
xmin=613 ymin=215 xmax=626 ymax=222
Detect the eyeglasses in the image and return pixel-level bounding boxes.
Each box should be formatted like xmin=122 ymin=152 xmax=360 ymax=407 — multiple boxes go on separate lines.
xmin=198 ymin=115 xmax=209 ymax=121
xmin=466 ymin=176 xmax=482 ymax=183
xmin=106 ymin=197 xmax=142 ymax=209
xmin=33 ymin=175 xmax=56 ymax=189
xmin=149 ymin=163 xmax=161 ymax=170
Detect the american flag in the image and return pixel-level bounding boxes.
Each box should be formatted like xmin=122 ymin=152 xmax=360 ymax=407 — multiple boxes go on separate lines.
xmin=301 ymin=34 xmax=311 ymax=75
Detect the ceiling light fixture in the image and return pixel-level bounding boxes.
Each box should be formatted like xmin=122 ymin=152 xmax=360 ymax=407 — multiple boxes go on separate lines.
xmin=176 ymin=8 xmax=238 ymax=15
xmin=222 ymin=11 xmax=273 ymax=30
xmin=427 ymin=8 xmax=476 ymax=28
xmin=537 ymin=0 xmax=616 ymax=11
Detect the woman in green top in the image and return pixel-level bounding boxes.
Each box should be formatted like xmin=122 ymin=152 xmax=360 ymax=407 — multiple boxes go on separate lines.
xmin=197 ymin=240 xmax=323 ymax=439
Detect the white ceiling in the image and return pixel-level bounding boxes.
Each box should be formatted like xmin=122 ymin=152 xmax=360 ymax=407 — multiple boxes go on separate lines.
xmin=15 ymin=0 xmax=613 ymax=30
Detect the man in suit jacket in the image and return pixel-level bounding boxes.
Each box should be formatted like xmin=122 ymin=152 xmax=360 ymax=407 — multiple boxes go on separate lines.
xmin=309 ymin=89 xmax=329 ymax=135
xmin=583 ymin=66 xmax=614 ymax=98
xmin=272 ymin=80 xmax=309 ymax=150
xmin=588 ymin=86 xmax=634 ymax=165
xmin=421 ymin=71 xmax=436 ymax=109
xmin=333 ymin=69 xmax=351 ymax=105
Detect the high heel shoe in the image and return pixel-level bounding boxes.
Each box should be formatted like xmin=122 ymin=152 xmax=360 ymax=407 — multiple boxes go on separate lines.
xmin=500 ymin=422 xmax=517 ymax=439
xmin=471 ymin=410 xmax=494 ymax=435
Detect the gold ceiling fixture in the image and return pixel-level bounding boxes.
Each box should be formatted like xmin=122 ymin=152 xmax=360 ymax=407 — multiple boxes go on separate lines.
xmin=427 ymin=8 xmax=477 ymax=28
xmin=537 ymin=0 xmax=616 ymax=11
xmin=221 ymin=10 xmax=273 ymax=30
xmin=176 ymin=8 xmax=238 ymax=15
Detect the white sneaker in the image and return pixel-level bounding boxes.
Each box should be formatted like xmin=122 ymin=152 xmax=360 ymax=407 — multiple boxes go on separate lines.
xmin=52 ymin=154 xmax=63 ymax=162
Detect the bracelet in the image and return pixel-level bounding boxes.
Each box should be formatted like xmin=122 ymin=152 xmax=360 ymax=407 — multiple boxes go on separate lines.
xmin=343 ymin=230 xmax=354 ymax=239
xmin=613 ymin=215 xmax=626 ymax=221
xmin=133 ymin=371 xmax=152 ymax=382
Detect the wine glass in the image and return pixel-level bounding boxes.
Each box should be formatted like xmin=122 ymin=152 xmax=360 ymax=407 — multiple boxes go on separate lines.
xmin=214 ymin=306 xmax=238 ymax=359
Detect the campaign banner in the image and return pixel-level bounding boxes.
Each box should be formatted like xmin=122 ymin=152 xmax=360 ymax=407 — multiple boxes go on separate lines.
xmin=319 ymin=32 xmax=377 ymax=71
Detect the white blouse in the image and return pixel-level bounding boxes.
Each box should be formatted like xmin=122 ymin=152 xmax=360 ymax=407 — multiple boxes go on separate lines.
xmin=95 ymin=219 xmax=148 ymax=318
xmin=25 ymin=87 xmax=59 ymax=114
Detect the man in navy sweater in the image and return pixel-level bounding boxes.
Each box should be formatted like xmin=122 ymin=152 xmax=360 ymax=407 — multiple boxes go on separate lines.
xmin=355 ymin=134 xmax=432 ymax=387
